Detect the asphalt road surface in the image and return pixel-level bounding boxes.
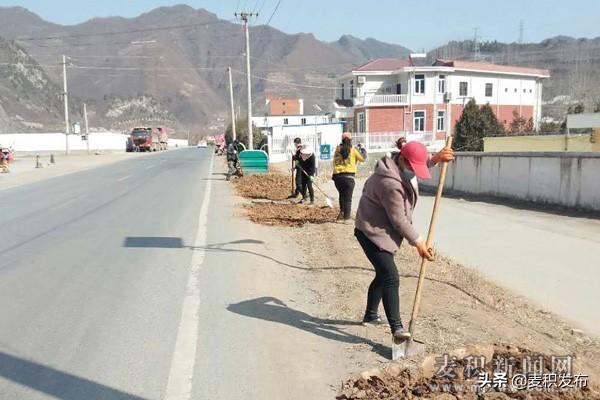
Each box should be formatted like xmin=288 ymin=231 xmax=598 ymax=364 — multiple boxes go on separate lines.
xmin=0 ymin=148 xmax=350 ymax=400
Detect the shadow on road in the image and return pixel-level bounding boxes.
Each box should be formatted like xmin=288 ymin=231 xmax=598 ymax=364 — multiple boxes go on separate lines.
xmin=227 ymin=296 xmax=389 ymax=358
xmin=122 ymin=237 xmax=371 ymax=273
xmin=0 ymin=351 xmax=148 ymax=400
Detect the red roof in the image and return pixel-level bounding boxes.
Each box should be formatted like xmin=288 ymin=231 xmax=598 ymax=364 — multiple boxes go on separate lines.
xmin=435 ymin=59 xmax=550 ymax=77
xmin=354 ymin=58 xmax=410 ymax=72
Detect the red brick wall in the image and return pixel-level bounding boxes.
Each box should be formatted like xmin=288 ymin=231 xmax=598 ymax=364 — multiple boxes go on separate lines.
xmin=268 ymin=99 xmax=301 ymax=116
xmin=496 ymin=105 xmax=534 ymax=129
xmin=359 ymin=104 xmax=534 ymax=135
xmin=452 ymin=104 xmax=534 ymax=131
xmin=367 ymin=107 xmax=406 ymax=132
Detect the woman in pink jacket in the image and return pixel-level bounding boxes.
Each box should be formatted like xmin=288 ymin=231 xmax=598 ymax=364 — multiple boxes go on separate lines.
xmin=354 ymin=139 xmax=453 ymax=342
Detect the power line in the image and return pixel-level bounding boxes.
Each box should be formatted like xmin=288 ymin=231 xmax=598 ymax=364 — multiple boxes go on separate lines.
xmin=13 ymin=18 xmax=236 ymax=42
xmin=231 ymin=68 xmax=338 ymax=90
xmin=266 ymin=0 xmax=282 ymax=26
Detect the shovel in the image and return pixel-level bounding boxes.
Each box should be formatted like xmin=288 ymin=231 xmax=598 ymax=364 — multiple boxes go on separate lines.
xmin=393 ymin=136 xmax=453 ymax=360
xmin=298 ymin=166 xmax=334 ymax=208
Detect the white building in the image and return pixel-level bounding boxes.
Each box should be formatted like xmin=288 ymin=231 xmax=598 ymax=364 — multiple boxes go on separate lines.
xmin=334 ymin=55 xmax=550 ymax=150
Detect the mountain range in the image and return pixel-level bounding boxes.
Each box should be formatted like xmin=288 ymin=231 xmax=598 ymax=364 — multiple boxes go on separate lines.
xmin=0 ymin=4 xmax=597 ymax=134
xmin=0 ymin=5 xmax=410 ymax=134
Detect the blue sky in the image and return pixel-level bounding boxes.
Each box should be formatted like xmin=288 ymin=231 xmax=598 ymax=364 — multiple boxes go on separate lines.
xmin=1 ymin=0 xmax=599 ymax=50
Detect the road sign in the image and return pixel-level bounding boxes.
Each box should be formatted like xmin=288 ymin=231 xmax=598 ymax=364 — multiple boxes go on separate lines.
xmin=320 ymin=144 xmax=331 ymax=160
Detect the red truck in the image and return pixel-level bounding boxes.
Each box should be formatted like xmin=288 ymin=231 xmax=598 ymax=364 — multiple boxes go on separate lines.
xmin=127 ymin=127 xmax=168 ymax=152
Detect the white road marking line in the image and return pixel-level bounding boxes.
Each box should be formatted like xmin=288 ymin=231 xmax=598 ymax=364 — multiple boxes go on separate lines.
xmin=144 ymin=164 xmax=155 ymax=170
xmin=165 ymin=153 xmax=214 ymax=400
xmin=117 ymin=175 xmax=131 ymax=182
xmin=49 ymin=193 xmax=89 ymax=211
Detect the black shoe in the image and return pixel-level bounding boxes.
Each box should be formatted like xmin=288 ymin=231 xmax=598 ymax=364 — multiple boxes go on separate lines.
xmin=392 ymin=327 xmax=411 ymax=343
xmin=362 ymin=315 xmax=386 ymax=326
xmin=287 ymin=193 xmax=298 ymax=199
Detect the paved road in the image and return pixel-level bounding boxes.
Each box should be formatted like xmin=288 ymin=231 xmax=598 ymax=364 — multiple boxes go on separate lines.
xmin=322 ymin=174 xmax=600 ymax=337
xmin=0 ymin=148 xmax=351 ymax=400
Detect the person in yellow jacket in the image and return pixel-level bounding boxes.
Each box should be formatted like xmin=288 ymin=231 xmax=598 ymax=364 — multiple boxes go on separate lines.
xmin=332 ymin=132 xmax=366 ymax=220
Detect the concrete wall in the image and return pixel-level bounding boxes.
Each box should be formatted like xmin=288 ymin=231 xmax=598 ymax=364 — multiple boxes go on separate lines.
xmin=421 ymin=152 xmax=600 ymax=212
xmin=484 ymin=133 xmax=600 ymax=152
xmin=0 ymin=133 xmax=189 ymax=153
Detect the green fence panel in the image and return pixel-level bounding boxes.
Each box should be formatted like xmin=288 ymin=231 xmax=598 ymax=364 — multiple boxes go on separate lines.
xmin=238 ymin=150 xmax=269 ymax=174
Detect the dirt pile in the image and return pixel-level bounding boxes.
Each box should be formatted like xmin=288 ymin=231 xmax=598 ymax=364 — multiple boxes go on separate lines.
xmin=338 ymin=344 xmax=599 ymax=399
xmin=234 ymin=173 xmax=291 ymax=200
xmin=244 ymin=203 xmax=339 ymax=227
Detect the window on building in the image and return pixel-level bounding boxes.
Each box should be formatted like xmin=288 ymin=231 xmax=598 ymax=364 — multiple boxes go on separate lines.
xmin=514 ymin=88 xmax=517 ymax=93
xmin=413 ymin=111 xmax=425 ymax=132
xmin=357 ymin=112 xmax=365 ymax=133
xmin=523 ymin=89 xmax=526 ymax=93
xmin=415 ymin=74 xmax=425 ymax=94
xmin=341 ymin=84 xmax=345 ymax=100
xmin=529 ymin=89 xmax=533 ymax=93
xmin=485 ymin=83 xmax=493 ymax=97
xmin=282 ymin=102 xmax=286 ymax=106
xmin=437 ymin=110 xmax=445 ymax=131
xmin=505 ymin=88 xmax=508 ymax=93
xmin=301 ymin=118 xmax=307 ymax=125
xmin=459 ymin=82 xmax=468 ymax=97
xmin=283 ymin=118 xmax=289 ymax=125
xmin=350 ymin=80 xmax=354 ymax=98
xmin=396 ymin=83 xmax=402 ymax=94
xmin=438 ymin=75 xmax=446 ymax=94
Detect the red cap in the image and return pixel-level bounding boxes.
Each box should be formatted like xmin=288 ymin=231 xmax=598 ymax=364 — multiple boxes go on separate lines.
xmin=401 ymin=141 xmax=430 ymax=179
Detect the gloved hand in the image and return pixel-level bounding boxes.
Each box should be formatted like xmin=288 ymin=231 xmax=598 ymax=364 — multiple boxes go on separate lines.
xmin=431 ymin=147 xmax=454 ymax=165
xmin=416 ymin=240 xmax=435 ymax=261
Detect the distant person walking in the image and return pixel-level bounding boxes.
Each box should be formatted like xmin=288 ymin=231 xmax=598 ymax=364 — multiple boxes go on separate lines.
xmin=297 ymin=144 xmax=316 ymax=205
xmin=332 ymin=132 xmax=366 ymax=221
xmin=354 ymin=139 xmax=454 ymax=342
xmin=226 ymin=139 xmax=241 ymax=181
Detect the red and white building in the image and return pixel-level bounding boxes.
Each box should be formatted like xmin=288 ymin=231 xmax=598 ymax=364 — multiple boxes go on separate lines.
xmin=334 ymin=55 xmax=550 ymax=150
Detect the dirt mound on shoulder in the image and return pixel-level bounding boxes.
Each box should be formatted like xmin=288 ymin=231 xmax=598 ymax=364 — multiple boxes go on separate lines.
xmin=339 ymin=344 xmax=599 ymax=399
xmin=244 ymin=203 xmax=339 ymax=227
xmin=234 ymin=173 xmax=291 ymax=200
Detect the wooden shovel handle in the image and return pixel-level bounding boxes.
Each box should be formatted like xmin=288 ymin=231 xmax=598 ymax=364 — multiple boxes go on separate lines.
xmin=407 ymin=136 xmax=453 ymax=336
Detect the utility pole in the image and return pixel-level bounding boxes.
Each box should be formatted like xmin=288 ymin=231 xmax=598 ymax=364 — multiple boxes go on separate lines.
xmin=228 ymin=66 xmax=237 ymax=141
xmin=472 ymin=28 xmax=480 ymax=61
xmin=83 ymin=103 xmax=90 ymax=154
xmin=62 ymin=55 xmax=70 ymax=154
xmin=518 ymin=20 xmax=524 ymax=44
xmin=235 ymin=11 xmax=258 ymax=150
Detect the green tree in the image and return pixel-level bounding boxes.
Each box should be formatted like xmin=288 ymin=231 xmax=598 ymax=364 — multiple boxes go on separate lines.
xmin=509 ymin=109 xmax=527 ymax=133
xmin=225 ymin=118 xmax=265 ymax=150
xmin=540 ymin=121 xmax=561 ymax=133
xmin=453 ymin=100 xmax=504 ymax=151
xmin=561 ymin=103 xmax=586 ymax=132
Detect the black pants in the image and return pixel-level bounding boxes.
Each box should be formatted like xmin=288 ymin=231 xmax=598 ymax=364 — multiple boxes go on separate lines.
xmin=301 ymin=175 xmax=314 ymax=202
xmin=333 ymin=174 xmax=356 ymax=219
xmin=354 ymin=228 xmax=402 ymax=332
xmin=294 ymin=166 xmax=303 ymax=196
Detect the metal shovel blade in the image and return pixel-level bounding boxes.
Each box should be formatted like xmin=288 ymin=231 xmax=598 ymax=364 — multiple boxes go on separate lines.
xmin=392 ymin=337 xmax=426 ymax=360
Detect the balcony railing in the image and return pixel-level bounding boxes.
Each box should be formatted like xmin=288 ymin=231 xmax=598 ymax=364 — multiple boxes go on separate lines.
xmin=354 ymin=94 xmax=408 ymax=107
